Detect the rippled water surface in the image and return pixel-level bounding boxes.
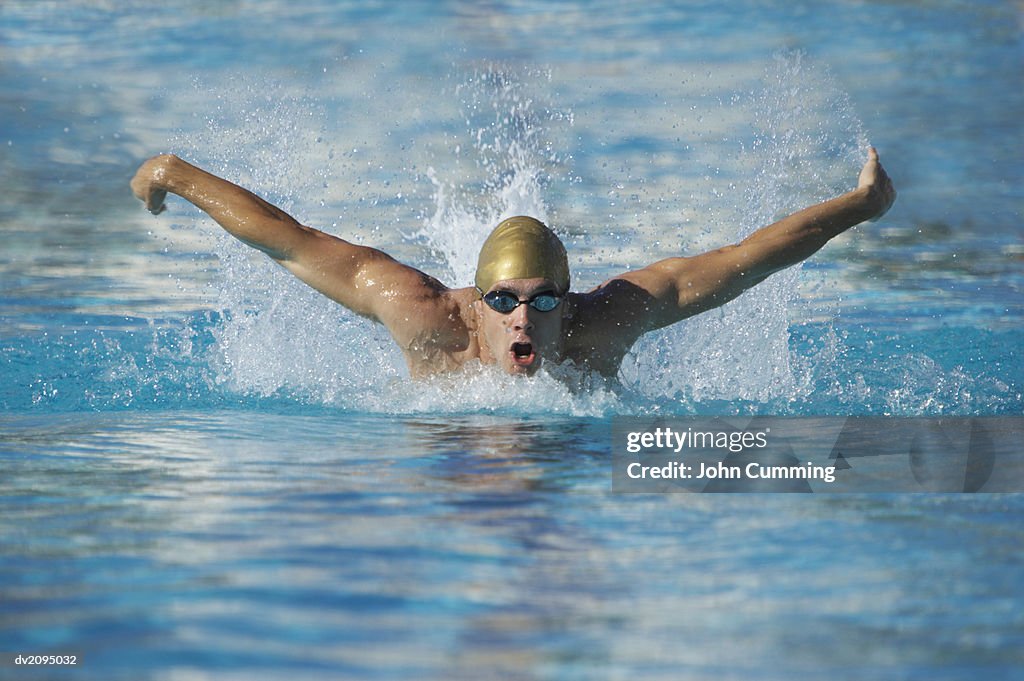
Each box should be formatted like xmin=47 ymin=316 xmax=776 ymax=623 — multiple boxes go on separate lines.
xmin=1 ymin=1 xmax=1022 ymax=679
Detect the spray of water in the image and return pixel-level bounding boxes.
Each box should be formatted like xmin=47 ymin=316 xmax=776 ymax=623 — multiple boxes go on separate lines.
xmin=160 ymin=69 xmax=624 ymax=415
xmin=417 ymin=65 xmax=574 ymax=286
xmin=136 ymin=56 xmax=999 ymax=417
xmin=166 ymin=76 xmax=407 ymax=405
xmin=11 ymin=56 xmax=1009 ymax=416
xmin=170 ymin=57 xmax=850 ymax=413
xmin=620 ymin=51 xmax=869 ymax=409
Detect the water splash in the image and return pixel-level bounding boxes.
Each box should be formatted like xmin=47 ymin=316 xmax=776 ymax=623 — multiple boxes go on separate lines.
xmin=163 ymin=76 xmax=405 ymax=404
xmin=621 ymin=51 xmax=869 ymax=408
xmin=168 ymin=60 xmax=859 ymax=413
xmin=104 ymin=59 xmax=1014 ymax=418
xmin=417 ymin=65 xmax=574 ymax=286
xmin=158 ymin=69 xmax=628 ymax=416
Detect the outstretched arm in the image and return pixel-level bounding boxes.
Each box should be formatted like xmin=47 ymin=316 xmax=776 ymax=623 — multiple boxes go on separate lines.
xmin=595 ymin=147 xmax=895 ymax=331
xmin=130 ymin=155 xmax=461 ymax=343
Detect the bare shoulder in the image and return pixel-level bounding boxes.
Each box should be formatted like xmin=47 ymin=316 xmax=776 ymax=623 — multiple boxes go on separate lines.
xmin=561 ymin=277 xmax=666 ymax=375
xmin=379 ymin=283 xmax=477 ymax=354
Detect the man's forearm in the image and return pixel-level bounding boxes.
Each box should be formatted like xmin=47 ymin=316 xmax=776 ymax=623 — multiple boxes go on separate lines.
xmin=151 ymin=155 xmax=304 ymax=260
xmin=739 ymin=186 xmax=877 ymax=277
xmin=740 ymin=148 xmax=894 ymax=277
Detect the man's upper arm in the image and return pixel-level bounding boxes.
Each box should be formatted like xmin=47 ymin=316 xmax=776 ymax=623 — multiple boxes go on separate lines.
xmin=604 ymin=243 xmax=774 ymax=331
xmin=281 ymin=229 xmax=426 ymax=314
xmin=279 ymin=227 xmax=462 ymax=347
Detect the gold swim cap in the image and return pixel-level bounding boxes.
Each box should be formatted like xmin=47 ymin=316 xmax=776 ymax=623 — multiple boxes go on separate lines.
xmin=474 ymin=216 xmax=570 ymax=294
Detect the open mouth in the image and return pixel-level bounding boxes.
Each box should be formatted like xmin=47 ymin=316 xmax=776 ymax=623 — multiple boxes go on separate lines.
xmin=510 ymin=342 xmax=535 ymax=366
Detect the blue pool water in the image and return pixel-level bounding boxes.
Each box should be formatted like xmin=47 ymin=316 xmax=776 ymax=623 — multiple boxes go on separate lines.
xmin=1 ymin=1 xmax=1022 ymax=679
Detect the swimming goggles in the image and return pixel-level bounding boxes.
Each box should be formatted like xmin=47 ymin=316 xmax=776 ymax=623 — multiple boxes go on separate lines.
xmin=481 ymin=289 xmax=562 ymax=314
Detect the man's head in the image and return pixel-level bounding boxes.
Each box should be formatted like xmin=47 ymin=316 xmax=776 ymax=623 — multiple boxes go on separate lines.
xmin=474 ymin=217 xmax=570 ymax=376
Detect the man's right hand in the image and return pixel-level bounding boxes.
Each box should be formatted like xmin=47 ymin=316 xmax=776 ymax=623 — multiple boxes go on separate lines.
xmin=130 ymin=154 xmax=173 ymax=215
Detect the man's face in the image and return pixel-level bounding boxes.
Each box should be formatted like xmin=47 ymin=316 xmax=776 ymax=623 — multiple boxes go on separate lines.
xmin=477 ymin=278 xmax=566 ymax=376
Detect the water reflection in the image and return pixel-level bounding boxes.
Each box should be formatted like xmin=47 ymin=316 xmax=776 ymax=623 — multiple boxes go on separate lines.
xmin=4 ymin=410 xmax=1024 ymax=676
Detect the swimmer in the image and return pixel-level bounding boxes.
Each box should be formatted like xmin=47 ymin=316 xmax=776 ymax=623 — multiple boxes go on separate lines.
xmin=131 ymin=148 xmax=895 ymax=378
